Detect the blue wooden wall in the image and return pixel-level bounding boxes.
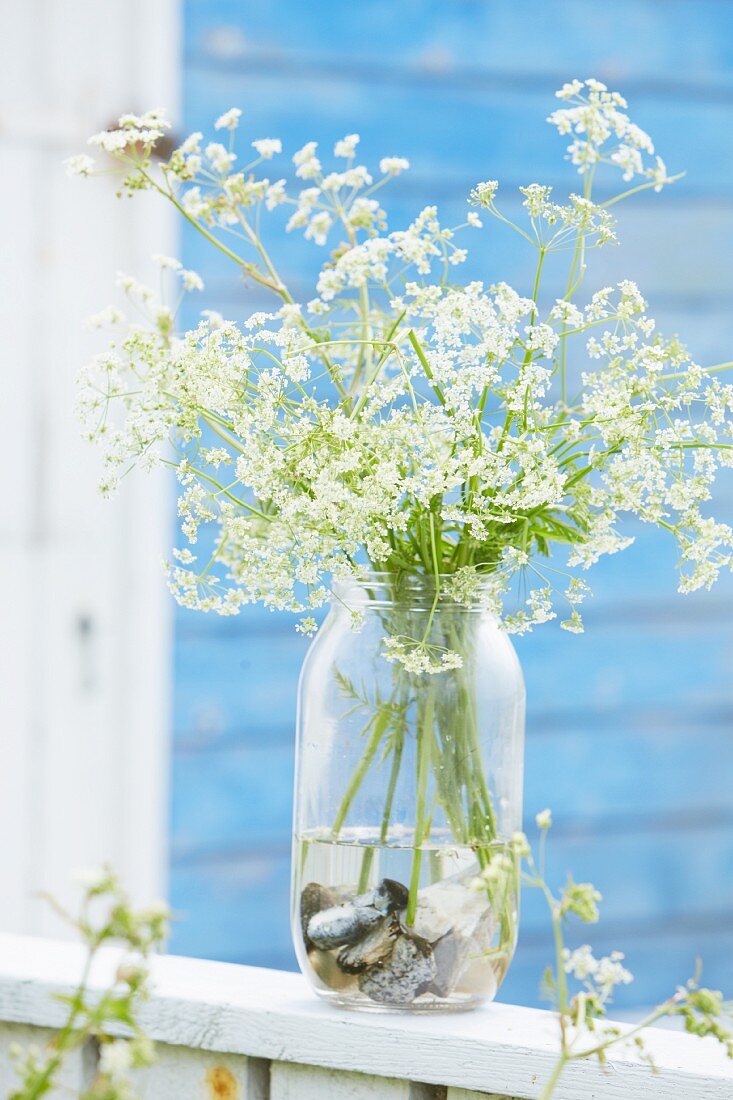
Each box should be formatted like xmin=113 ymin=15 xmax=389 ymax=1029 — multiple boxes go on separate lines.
xmin=170 ymin=0 xmax=733 ymax=1011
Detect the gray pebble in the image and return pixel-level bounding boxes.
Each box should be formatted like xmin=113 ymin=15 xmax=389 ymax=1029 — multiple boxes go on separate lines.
xmin=372 ymin=878 xmax=409 ymax=913
xmin=300 ymin=883 xmax=337 ymax=945
xmin=337 ymin=917 xmax=398 ymax=974
xmin=306 ymin=878 xmax=409 ymax=951
xmin=307 ymin=899 xmax=382 ymax=950
xmin=358 ymin=932 xmax=436 ymax=1004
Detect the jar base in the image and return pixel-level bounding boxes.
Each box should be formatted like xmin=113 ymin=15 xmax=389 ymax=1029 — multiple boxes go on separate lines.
xmin=313 ymin=987 xmax=489 ymax=1014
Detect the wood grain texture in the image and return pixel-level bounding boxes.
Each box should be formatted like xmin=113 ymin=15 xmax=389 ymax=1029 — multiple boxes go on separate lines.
xmin=0 ymin=934 xmax=731 ymax=1100
xmin=448 ymin=1092 xmax=511 ymax=1100
xmin=183 ymin=69 xmax=733 ymax=197
xmin=184 ymin=0 xmax=733 ymax=94
xmin=131 ymin=1042 xmax=259 ymax=1099
xmin=271 ymin=1062 xmax=411 ymax=1099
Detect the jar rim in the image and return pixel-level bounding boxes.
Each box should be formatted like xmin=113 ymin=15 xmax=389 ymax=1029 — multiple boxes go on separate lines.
xmin=331 ymin=570 xmax=497 ymax=611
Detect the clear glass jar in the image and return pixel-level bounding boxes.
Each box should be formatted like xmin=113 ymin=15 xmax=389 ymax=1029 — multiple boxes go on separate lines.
xmin=292 ymin=574 xmax=525 ymax=1012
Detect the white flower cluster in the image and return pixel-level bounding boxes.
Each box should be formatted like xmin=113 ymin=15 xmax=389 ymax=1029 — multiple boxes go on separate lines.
xmin=88 ymin=108 xmax=171 ymax=157
xmin=564 ymin=944 xmax=634 ymax=999
xmin=75 ymin=82 xmax=733 ymax=664
xmin=77 ymin=107 xmax=410 ymax=251
xmin=549 ymin=78 xmax=670 ymax=188
xmin=383 ymin=635 xmax=463 ymax=674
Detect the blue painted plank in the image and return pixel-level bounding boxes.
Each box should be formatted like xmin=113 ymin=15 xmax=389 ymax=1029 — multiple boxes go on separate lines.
xmin=517 ymin=822 xmax=733 ymax=932
xmin=171 ymin=740 xmax=294 ymax=857
xmin=184 ymin=0 xmax=733 ymax=93
xmin=172 ymin=612 xmax=733 ymax=743
xmin=169 ymin=851 xmax=292 ymax=967
xmin=501 ymin=921 xmax=733 ymax=1010
xmin=173 ymin=628 xmax=305 ymax=744
xmin=171 ymin=712 xmax=733 ymax=858
xmin=518 ymin=617 xmax=733 ymax=718
xmin=182 ymin=69 xmax=733 ymax=197
xmin=524 ymin=722 xmax=733 ymax=822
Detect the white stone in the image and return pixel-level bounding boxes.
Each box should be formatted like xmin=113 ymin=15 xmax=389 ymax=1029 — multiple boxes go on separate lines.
xmin=412 ymin=881 xmax=491 ymax=943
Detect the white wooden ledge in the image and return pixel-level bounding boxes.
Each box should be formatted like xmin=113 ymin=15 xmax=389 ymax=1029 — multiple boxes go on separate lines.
xmin=0 ymin=934 xmax=731 ymax=1099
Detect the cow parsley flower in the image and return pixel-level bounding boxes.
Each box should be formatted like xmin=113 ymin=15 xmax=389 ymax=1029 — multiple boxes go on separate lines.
xmin=206 ymin=142 xmax=236 ymax=174
xmin=85 ymin=306 xmax=124 ymax=330
xmin=65 ymin=154 xmax=95 ymax=177
xmin=252 ymin=137 xmax=282 ymax=159
xmin=89 ymin=109 xmax=170 ymax=156
xmin=180 ymin=268 xmax=204 ymax=291
xmin=99 ymin=1040 xmax=133 ymax=1080
xmin=383 ymin=636 xmax=463 ymax=674
xmin=469 ymin=180 xmax=499 ymax=206
xmin=547 ymin=78 xmax=666 ymax=187
xmin=293 ymin=141 xmax=321 ymax=179
xmin=334 ymin=133 xmax=360 ymax=158
xmin=214 ymin=107 xmax=242 ymax=131
xmin=380 ymin=156 xmax=410 ymax=175
xmin=73 ymin=79 xmax=729 ymax=661
xmin=152 ymin=253 xmax=181 ymax=270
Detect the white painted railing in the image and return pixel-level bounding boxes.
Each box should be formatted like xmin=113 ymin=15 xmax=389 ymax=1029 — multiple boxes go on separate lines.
xmin=0 ymin=934 xmax=731 ymax=1099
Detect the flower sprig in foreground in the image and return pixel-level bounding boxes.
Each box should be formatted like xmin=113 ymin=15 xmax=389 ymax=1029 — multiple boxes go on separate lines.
xmin=9 ymin=869 xmax=169 ymax=1100
xmin=73 ymin=80 xmax=733 ymax=666
xmin=472 ymin=814 xmax=733 ymax=1099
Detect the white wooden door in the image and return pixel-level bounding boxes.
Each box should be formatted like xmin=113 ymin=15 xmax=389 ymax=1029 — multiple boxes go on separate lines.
xmin=0 ymin=0 xmax=180 ymax=932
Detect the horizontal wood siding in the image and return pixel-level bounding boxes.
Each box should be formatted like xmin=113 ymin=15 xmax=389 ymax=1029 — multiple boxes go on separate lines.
xmin=170 ymin=0 xmax=733 ymax=1009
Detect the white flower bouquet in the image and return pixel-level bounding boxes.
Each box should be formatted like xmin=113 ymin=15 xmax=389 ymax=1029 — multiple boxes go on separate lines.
xmin=70 ymin=79 xmax=733 ymax=1011
xmin=73 ymin=80 xmax=732 ymax=642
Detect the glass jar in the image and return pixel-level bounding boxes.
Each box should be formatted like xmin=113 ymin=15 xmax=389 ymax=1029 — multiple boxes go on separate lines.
xmin=292 ymin=574 xmax=525 ymax=1012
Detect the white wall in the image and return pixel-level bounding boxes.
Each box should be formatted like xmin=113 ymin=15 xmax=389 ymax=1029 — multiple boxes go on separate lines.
xmin=0 ymin=0 xmax=179 ymax=931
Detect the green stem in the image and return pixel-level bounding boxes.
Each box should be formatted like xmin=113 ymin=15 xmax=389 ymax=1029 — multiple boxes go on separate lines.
xmin=332 ymin=709 xmax=393 ymax=835
xmin=530 ymin=247 xmax=546 ymax=320
xmin=550 ymin=893 xmax=570 ymax=1015
xmin=144 ymin=169 xmax=280 ymax=291
xmin=357 ymin=728 xmax=404 ymax=893
xmin=349 ymin=312 xmax=407 ymax=418
xmin=660 ymin=359 xmax=733 ymax=382
xmin=24 ymin=946 xmax=97 ymax=1098
xmin=406 ymin=685 xmax=435 ymax=925
xmin=559 ymin=170 xmax=594 ymax=403
xmin=442 ymin=617 xmax=498 ymax=851
xmin=599 ymin=171 xmax=685 ymax=208
xmin=538 ymin=1054 xmax=569 ymax=1100
xmin=408 ymin=329 xmax=446 ymax=406
xmin=573 ymin=1002 xmax=671 ymax=1062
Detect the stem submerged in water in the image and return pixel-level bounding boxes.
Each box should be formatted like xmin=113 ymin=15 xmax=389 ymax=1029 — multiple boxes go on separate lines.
xmin=330 ymin=590 xmax=500 ymax=924
xmin=406 ymin=683 xmax=435 ymax=925
xmin=357 ymin=726 xmax=404 ymax=893
xmin=332 ymin=707 xmax=393 ymax=835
